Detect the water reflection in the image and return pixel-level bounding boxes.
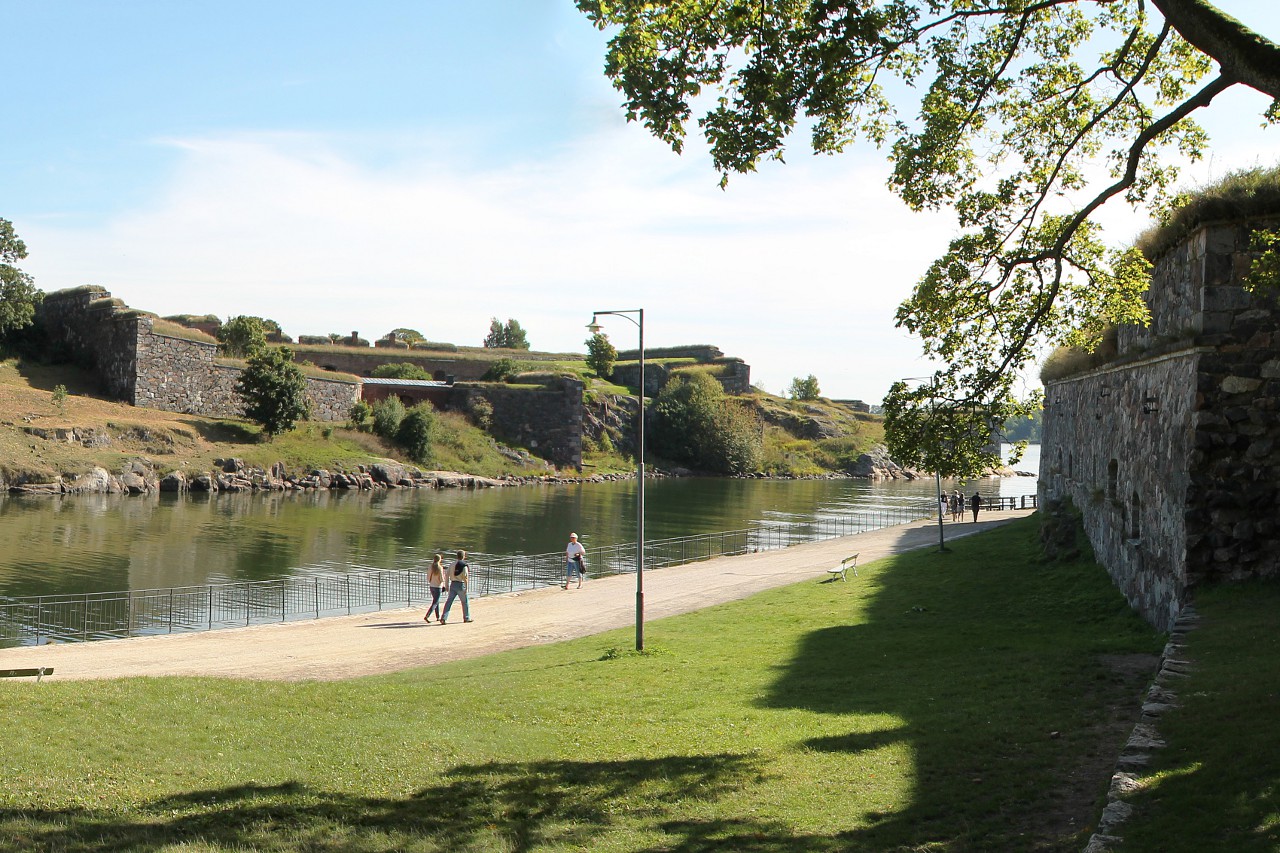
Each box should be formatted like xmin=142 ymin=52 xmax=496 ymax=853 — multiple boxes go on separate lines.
xmin=3 ymin=446 xmax=1038 ymax=598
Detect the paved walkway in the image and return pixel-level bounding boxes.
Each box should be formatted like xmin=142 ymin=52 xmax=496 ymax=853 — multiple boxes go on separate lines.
xmin=0 ymin=510 xmax=1035 ymax=681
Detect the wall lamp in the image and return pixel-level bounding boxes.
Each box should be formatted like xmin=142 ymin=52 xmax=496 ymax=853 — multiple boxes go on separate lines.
xmin=1142 ymin=394 xmax=1160 ymax=414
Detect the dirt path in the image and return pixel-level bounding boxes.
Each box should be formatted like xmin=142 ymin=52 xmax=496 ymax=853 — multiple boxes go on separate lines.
xmin=0 ymin=510 xmax=1035 ymax=681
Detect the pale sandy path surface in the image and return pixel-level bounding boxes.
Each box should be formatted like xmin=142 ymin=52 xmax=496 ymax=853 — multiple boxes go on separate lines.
xmin=0 ymin=510 xmax=1035 ymax=681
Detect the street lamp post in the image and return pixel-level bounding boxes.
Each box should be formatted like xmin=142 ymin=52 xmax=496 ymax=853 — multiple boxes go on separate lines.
xmin=588 ymin=309 xmax=645 ymax=650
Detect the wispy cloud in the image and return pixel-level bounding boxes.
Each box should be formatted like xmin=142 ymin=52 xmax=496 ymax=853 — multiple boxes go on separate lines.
xmin=21 ymin=123 xmax=959 ymax=399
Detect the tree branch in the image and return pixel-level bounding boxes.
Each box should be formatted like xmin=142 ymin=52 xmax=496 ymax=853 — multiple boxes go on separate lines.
xmin=1151 ymin=0 xmax=1280 ymax=98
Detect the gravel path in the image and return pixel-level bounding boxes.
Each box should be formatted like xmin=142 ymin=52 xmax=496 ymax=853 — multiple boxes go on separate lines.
xmin=0 ymin=510 xmax=1034 ymax=681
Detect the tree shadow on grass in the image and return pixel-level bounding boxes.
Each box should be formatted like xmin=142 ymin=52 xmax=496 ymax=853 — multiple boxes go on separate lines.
xmin=0 ymin=754 xmax=853 ymax=852
xmin=177 ymin=418 xmax=260 ymax=445
xmin=761 ymin=520 xmax=1162 ymax=851
xmin=13 ymin=360 xmax=101 ymax=396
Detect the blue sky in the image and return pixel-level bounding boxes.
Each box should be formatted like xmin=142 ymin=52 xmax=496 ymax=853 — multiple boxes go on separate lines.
xmin=4 ymin=1 xmax=1279 ymax=401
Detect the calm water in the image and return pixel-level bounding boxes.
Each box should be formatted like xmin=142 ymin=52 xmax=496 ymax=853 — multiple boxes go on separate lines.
xmin=2 ymin=445 xmax=1038 ymax=598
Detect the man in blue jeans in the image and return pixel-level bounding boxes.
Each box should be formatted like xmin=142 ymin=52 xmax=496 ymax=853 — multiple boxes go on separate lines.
xmin=563 ymin=532 xmax=586 ymax=589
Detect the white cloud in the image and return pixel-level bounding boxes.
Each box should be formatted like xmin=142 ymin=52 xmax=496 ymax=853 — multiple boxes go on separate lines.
xmin=26 ymin=97 xmax=1274 ymax=403
xmin=21 ymin=122 xmax=957 ymax=401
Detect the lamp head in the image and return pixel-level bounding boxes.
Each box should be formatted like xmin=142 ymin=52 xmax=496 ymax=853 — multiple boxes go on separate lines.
xmin=586 ymin=317 xmax=602 ymax=334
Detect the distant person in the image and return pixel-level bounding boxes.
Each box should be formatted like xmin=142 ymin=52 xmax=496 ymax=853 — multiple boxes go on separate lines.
xmin=952 ymin=490 xmax=964 ymax=522
xmin=440 ymin=550 xmax=473 ymax=624
xmin=423 ymin=553 xmax=445 ymax=623
xmin=940 ymin=493 xmax=949 ymax=520
xmin=563 ymin=532 xmax=586 ymax=590
xmin=970 ymin=491 xmax=983 ymax=523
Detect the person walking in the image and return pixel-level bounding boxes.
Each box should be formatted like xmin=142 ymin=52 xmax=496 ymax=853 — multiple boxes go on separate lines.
xmin=563 ymin=532 xmax=586 ymax=590
xmin=952 ymin=490 xmax=964 ymax=522
xmin=970 ymin=491 xmax=983 ymax=523
xmin=423 ymin=553 xmax=445 ymax=623
xmin=440 ymin=550 xmax=473 ymax=624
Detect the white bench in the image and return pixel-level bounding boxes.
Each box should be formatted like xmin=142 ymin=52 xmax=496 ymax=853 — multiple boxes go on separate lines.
xmin=0 ymin=667 xmax=53 ymax=683
xmin=826 ymin=554 xmax=859 ymax=582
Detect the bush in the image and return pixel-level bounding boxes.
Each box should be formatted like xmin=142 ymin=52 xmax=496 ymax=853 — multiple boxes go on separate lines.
xmin=236 ymin=346 xmax=311 ymax=437
xmin=217 ymin=315 xmax=268 ymax=358
xmin=482 ymin=358 xmax=520 ymax=382
xmin=467 ymin=397 xmax=494 ymax=431
xmin=372 ymin=362 xmax=431 ymax=380
xmin=348 ymin=400 xmax=372 ymax=431
xmin=371 ymin=396 xmax=406 ymax=440
xmin=651 ymin=372 xmax=762 ymax=474
xmin=788 ymin=375 xmax=821 ymax=401
xmin=585 ymin=332 xmax=618 ymax=379
xmin=397 ymin=403 xmax=437 ymax=464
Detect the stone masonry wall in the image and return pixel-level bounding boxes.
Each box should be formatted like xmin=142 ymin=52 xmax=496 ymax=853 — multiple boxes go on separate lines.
xmin=448 ymin=378 xmax=584 ymax=468
xmin=296 ymin=348 xmax=491 ymax=382
xmin=41 ymin=287 xmax=358 ymax=421
xmin=1044 ymin=219 xmax=1280 ymax=630
xmin=135 ymin=333 xmax=358 ymax=421
xmin=1041 ymin=352 xmax=1199 ymax=631
xmin=1181 ymin=223 xmax=1280 ymax=588
xmin=38 ymin=287 xmax=144 ymax=400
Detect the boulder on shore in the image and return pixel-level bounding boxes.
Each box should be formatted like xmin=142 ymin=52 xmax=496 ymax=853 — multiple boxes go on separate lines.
xmin=849 ymin=445 xmax=921 ymax=481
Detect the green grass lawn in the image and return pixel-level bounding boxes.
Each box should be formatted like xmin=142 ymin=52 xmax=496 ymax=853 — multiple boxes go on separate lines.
xmin=1115 ymin=579 xmax=1280 ymax=853
xmin=0 ymin=518 xmax=1164 ymax=852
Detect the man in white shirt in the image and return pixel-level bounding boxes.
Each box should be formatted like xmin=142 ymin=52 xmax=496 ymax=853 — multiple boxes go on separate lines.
xmin=563 ymin=532 xmax=587 ymax=589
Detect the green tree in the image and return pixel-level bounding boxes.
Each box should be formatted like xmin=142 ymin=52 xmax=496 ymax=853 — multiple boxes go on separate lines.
xmin=236 ymin=346 xmax=310 ymax=437
xmin=217 ymin=315 xmax=268 ymax=358
xmin=585 ymin=332 xmax=618 ymax=379
xmin=396 ymin=402 xmax=437 ymax=464
xmin=481 ymin=357 xmax=521 ymax=382
xmin=372 ymin=362 xmax=431 ymax=380
xmin=788 ymin=375 xmax=821 ymax=402
xmin=371 ymin=396 xmax=407 ymax=440
xmin=483 ymin=318 xmax=531 ymax=349
xmin=348 ymin=400 xmax=373 ymax=431
xmin=578 ymin=0 xmax=1280 ymax=473
xmin=651 ymin=371 xmax=762 ymax=474
xmin=387 ymin=328 xmax=425 ymax=345
xmin=0 ymin=218 xmax=43 ymax=340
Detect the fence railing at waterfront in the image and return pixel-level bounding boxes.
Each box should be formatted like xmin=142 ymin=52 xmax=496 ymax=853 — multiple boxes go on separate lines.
xmin=0 ymin=494 xmax=1036 ymax=647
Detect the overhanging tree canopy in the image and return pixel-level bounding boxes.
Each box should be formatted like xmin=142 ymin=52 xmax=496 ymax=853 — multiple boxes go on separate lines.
xmin=577 ymin=0 xmax=1280 ymax=474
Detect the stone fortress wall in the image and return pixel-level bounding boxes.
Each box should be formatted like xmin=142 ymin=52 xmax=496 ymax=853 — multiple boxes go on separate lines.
xmin=1041 ymin=218 xmax=1280 ymax=630
xmin=39 ymin=287 xmax=362 ymax=422
xmin=36 ymin=287 xmax=584 ymax=467
xmin=611 ymin=345 xmax=752 ymax=396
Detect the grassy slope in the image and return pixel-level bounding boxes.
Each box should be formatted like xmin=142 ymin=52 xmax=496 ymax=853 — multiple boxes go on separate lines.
xmin=1117 ymin=579 xmax=1280 ymax=852
xmin=0 ymin=518 xmax=1165 ymax=852
xmin=1 ymin=356 xmax=883 ymax=480
xmin=0 ymin=359 xmax=549 ymax=481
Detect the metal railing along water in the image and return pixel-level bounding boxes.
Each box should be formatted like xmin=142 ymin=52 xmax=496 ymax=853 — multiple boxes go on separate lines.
xmin=0 ymin=497 xmax=1031 ymax=647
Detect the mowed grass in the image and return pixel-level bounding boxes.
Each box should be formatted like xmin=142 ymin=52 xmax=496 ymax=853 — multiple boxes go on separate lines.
xmin=0 ymin=518 xmax=1163 ymax=852
xmin=1116 ymin=579 xmax=1280 ymax=853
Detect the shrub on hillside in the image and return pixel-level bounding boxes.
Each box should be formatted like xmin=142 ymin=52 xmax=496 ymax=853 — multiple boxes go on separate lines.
xmin=371 ymin=396 xmax=406 ymax=440
xmin=481 ymin=358 xmax=520 ymax=382
xmin=236 ymin=347 xmax=311 ymax=437
xmin=466 ymin=396 xmax=494 ymax=431
xmin=372 ymin=362 xmax=431 ymax=380
xmin=651 ymin=371 xmax=762 ymax=474
xmin=397 ymin=403 xmax=437 ymax=464
xmin=348 ymin=400 xmax=373 ymax=431
xmin=217 ymin=316 xmax=268 ymax=358
xmin=585 ymin=332 xmax=617 ymax=379
xmin=788 ymin=374 xmax=821 ymax=401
